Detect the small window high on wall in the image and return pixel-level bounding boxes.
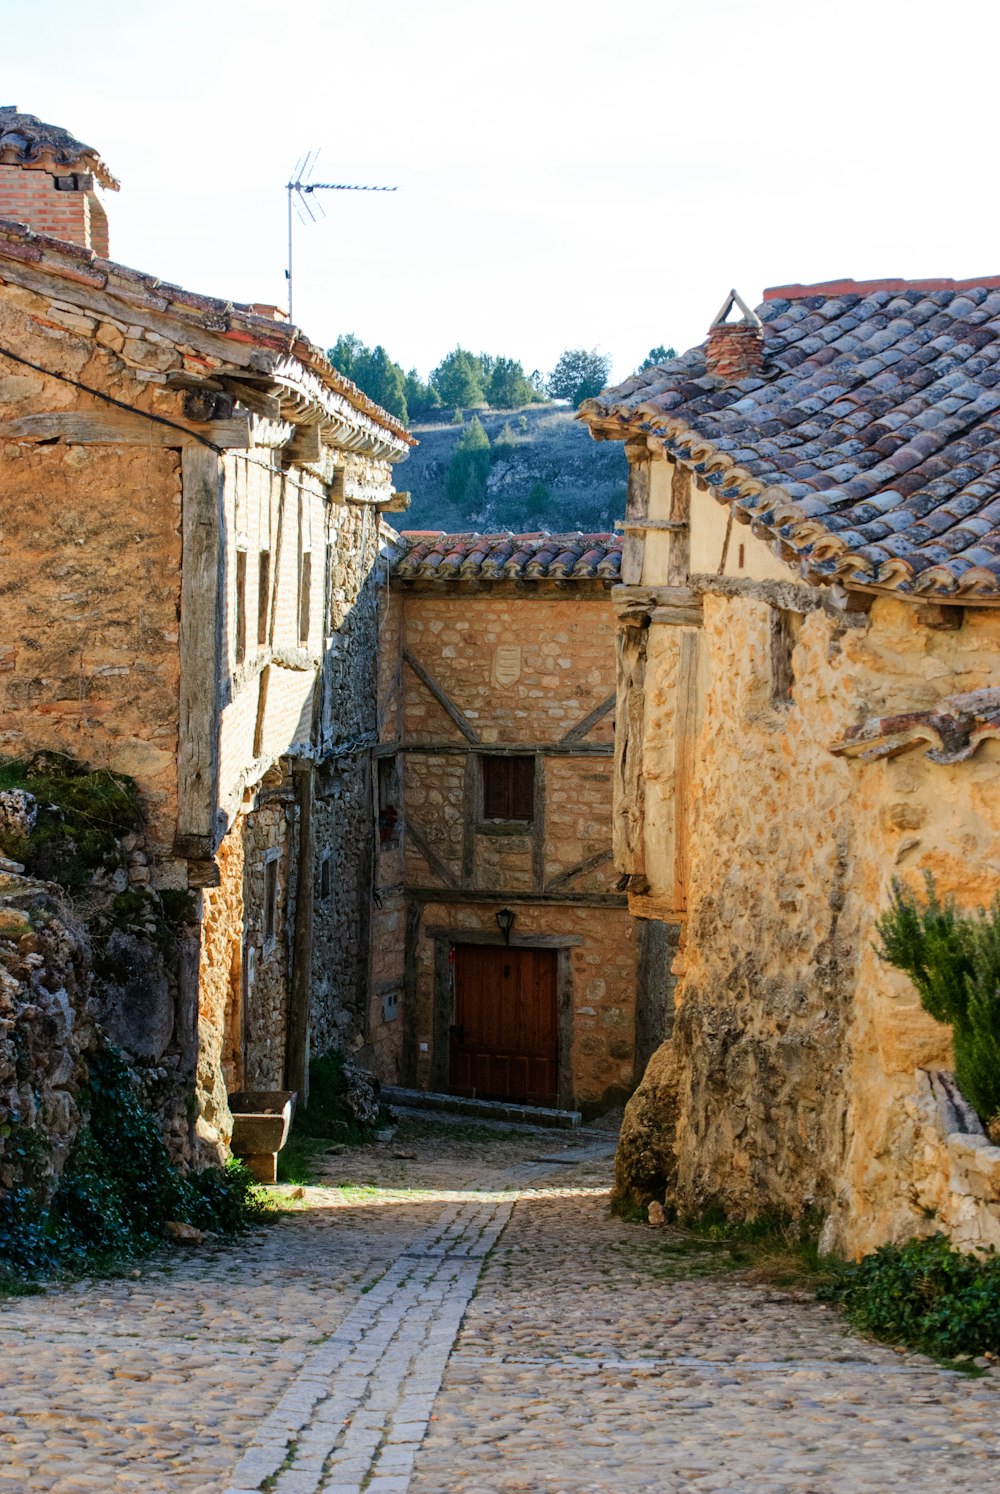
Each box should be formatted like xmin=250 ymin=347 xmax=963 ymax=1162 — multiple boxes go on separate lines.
xmin=263 ymin=850 xmax=280 ymax=954
xmin=378 ymin=755 xmax=400 ymax=845
xmin=770 ymin=607 xmax=801 ymax=707
xmin=257 ymin=550 xmax=271 ymax=646
xmin=235 ymin=550 xmax=247 ymax=664
xmin=481 ymin=755 xmax=534 ymax=822
xmin=299 ymin=552 xmax=312 ymax=645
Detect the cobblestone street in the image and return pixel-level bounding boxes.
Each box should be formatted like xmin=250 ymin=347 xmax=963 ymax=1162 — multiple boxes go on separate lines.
xmin=2 ymin=1122 xmax=999 ymax=1494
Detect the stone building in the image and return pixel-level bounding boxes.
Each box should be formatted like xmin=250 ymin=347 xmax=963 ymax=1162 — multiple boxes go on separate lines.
xmin=368 ymin=531 xmax=675 ymax=1114
xmin=581 ymin=279 xmax=1000 ymax=1253
xmin=0 ymin=110 xmax=411 ymax=1160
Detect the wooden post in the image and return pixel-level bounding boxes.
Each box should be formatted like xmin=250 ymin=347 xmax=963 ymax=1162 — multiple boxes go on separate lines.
xmin=614 ymin=617 xmax=648 ymax=875
xmin=666 ymin=465 xmax=691 ymax=587
xmin=621 ymin=439 xmax=651 ymax=585
xmin=672 ymin=630 xmax=699 ymax=913
xmin=285 ymin=761 xmax=315 ymax=1105
xmin=176 ymin=447 xmax=224 ymax=860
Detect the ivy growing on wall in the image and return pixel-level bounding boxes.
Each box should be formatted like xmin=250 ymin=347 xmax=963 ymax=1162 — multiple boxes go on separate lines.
xmin=1 ymin=1050 xmax=264 ymax=1286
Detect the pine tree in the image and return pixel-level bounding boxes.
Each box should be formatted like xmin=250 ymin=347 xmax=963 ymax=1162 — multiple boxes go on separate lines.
xmin=445 ymin=415 xmax=491 ymax=509
xmin=431 ymin=348 xmax=485 ymax=410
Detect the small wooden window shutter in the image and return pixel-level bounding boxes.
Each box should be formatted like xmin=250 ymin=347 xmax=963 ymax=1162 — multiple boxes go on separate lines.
xmin=511 ymin=757 xmax=534 ymax=821
xmin=482 ymin=755 xmax=534 ymax=821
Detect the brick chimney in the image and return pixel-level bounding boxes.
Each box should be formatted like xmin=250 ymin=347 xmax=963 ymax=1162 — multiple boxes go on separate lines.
xmin=0 ymin=107 xmax=119 ymax=257
xmin=705 ymin=288 xmax=764 ymax=381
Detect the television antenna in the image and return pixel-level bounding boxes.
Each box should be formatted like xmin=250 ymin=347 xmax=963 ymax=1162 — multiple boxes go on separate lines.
xmin=285 ymin=150 xmax=398 ymax=322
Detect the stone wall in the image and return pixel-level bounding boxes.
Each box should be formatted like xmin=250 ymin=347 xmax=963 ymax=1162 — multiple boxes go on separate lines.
xmin=0 ymin=346 xmax=183 ymax=865
xmin=0 ymin=870 xmax=94 ymax=1204
xmin=310 ymin=763 xmax=374 ymax=1060
xmin=634 ymin=588 xmax=1000 ymax=1253
xmin=824 ymin=1068 xmax=1000 ymax=1256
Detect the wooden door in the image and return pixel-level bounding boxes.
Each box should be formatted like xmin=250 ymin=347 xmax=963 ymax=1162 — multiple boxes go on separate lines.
xmin=450 ymin=944 xmax=558 ymax=1107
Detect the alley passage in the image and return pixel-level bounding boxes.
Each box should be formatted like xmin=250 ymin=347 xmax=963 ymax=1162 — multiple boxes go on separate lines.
xmin=2 ymin=1125 xmax=999 ymax=1494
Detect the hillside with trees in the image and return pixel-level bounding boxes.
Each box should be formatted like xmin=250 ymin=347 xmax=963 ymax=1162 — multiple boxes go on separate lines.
xmin=328 ymin=335 xmax=677 ymax=533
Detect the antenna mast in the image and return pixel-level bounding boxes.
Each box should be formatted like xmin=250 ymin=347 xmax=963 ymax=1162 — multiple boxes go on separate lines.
xmin=285 ymin=151 xmax=398 ymax=321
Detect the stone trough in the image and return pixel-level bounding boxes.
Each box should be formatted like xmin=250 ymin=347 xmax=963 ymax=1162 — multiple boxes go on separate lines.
xmin=228 ymin=1090 xmax=296 ymax=1183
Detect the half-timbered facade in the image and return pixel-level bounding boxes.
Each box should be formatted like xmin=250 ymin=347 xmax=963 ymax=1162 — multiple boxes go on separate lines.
xmin=369 ymin=532 xmax=676 ymax=1114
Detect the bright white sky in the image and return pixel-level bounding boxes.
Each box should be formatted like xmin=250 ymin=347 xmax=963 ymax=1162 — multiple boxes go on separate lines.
xmin=4 ymin=0 xmax=999 ymax=385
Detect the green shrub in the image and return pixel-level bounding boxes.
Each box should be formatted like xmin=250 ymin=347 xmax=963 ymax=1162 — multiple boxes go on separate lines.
xmin=874 ymin=874 xmax=1000 ymax=1124
xmin=0 ymin=1048 xmax=264 ymax=1283
xmin=821 ymin=1233 xmax=1000 ymax=1358
xmin=0 ymin=751 xmax=143 ymax=888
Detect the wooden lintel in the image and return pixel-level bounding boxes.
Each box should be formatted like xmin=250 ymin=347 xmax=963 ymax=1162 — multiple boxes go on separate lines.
xmin=0 ymin=409 xmax=251 ymax=449
xmin=650 ymin=603 xmax=703 ymax=627
xmin=408 ymin=886 xmax=628 ymax=908
xmin=629 ymin=892 xmax=686 ymax=922
xmin=398 ymin=741 xmax=614 ymax=758
xmin=615 ymin=518 xmax=688 ymax=532
xmin=612 ymin=583 xmax=700 ymax=613
xmin=423 ymin=926 xmax=584 ymax=948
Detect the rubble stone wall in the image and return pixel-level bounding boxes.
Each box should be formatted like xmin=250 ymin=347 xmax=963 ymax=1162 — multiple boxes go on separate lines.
xmin=0 ymin=399 xmax=182 ymax=865
xmin=0 ymin=871 xmax=94 ymax=1204
xmin=640 ymin=590 xmax=1000 ymax=1254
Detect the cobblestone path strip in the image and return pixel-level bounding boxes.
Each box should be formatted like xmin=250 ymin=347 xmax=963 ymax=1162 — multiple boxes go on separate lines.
xmin=2 ymin=1125 xmax=1000 ymax=1493
xmin=223 ymin=1193 xmax=514 ymax=1494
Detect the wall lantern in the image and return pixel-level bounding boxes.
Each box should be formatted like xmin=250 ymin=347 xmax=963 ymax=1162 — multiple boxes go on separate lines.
xmin=496 ymin=907 xmax=516 ymax=945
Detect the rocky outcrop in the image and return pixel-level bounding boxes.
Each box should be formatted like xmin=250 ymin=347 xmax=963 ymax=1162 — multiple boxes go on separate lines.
xmin=612 ymin=1039 xmax=681 ymax=1209
xmin=0 ymin=871 xmax=94 ymax=1204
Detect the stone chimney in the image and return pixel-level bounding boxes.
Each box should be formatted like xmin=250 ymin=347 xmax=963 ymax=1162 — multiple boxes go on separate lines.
xmin=705 ymin=288 xmax=764 ymax=381
xmin=0 ymin=107 xmax=119 ymax=257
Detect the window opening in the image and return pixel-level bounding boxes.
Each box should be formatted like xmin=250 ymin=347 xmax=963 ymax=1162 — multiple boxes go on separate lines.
xmin=378 ymin=755 xmax=400 ymax=845
xmin=257 ymin=550 xmax=271 ymax=646
xmin=263 ymin=854 xmax=279 ymax=952
xmin=770 ymin=607 xmax=800 ymax=706
xmin=481 ymin=755 xmax=534 ymax=822
xmin=299 ymin=551 xmax=312 ymax=645
xmin=235 ymin=550 xmax=247 ymax=665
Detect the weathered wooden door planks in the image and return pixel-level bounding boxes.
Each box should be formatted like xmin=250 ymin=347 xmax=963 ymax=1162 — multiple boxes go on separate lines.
xmin=449 ymin=944 xmax=558 ymax=1106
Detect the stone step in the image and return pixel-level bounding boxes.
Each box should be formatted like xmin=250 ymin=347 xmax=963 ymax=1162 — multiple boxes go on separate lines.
xmin=380 ymin=1085 xmax=582 ymax=1130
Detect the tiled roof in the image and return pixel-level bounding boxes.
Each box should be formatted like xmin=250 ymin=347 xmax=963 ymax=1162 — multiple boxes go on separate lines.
xmin=0 ymin=219 xmax=413 ymax=448
xmin=393 ymin=532 xmax=622 ymax=581
xmin=0 ymin=108 xmax=119 ymax=190
xmin=830 ymin=688 xmax=1000 ymax=765
xmin=581 ymin=277 xmax=1000 ymax=599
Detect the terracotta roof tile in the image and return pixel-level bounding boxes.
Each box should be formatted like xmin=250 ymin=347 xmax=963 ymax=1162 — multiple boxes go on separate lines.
xmin=582 ymin=279 xmax=1000 ymax=597
xmin=0 ymin=219 xmax=413 ymax=449
xmin=393 ymin=531 xmax=621 ymax=582
xmin=0 ymin=108 xmax=119 ymax=190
